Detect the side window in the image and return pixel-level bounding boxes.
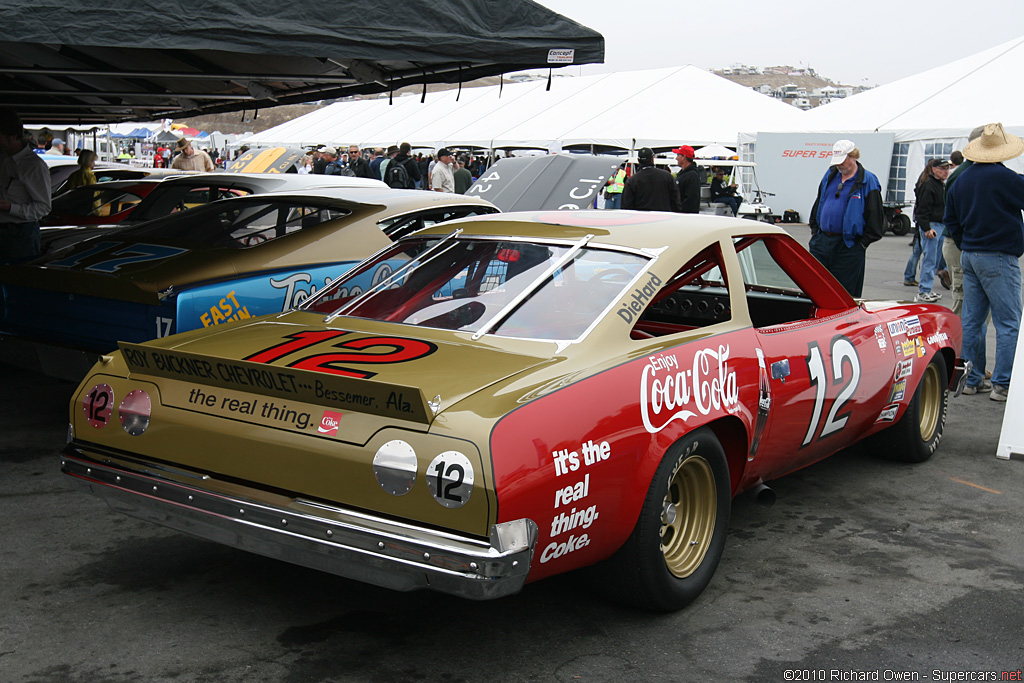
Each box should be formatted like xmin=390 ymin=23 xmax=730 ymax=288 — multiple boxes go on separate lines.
xmin=629 ymin=243 xmax=732 ymax=340
xmin=733 ymin=235 xmax=853 ymax=328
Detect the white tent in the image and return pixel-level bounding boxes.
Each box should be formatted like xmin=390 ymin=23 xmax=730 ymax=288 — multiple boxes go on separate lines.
xmin=243 ymin=65 xmax=807 ymax=152
xmin=740 ymin=35 xmax=1024 ymax=217
xmin=800 ymin=36 xmax=1024 ymax=140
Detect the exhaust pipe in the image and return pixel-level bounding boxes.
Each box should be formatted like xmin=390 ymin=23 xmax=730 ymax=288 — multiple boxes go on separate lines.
xmin=747 ymin=482 xmax=776 ymax=508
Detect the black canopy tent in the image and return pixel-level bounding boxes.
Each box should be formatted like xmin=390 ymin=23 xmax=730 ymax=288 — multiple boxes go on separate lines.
xmin=0 ymin=0 xmax=604 ymax=125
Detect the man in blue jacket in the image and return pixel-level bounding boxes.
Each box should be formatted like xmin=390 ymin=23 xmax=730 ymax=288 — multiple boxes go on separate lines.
xmin=808 ymin=140 xmax=885 ymax=297
xmin=944 ymin=122 xmax=1024 ymax=402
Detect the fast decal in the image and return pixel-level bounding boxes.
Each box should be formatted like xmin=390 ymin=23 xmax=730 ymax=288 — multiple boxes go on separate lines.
xmin=318 ymin=410 xmax=343 ymax=436
xmin=802 ymin=336 xmax=862 ymax=447
xmin=876 ymin=403 xmax=900 ymax=423
xmin=200 ymin=291 xmax=250 ymax=327
xmin=889 ymin=378 xmax=907 ymax=403
xmin=874 ymin=325 xmax=887 ymax=350
xmin=541 ymin=438 xmax=611 ymax=564
xmin=245 ymin=330 xmax=437 ymax=380
xmin=615 ymin=272 xmax=663 ymax=324
xmin=48 ymin=241 xmax=188 ymax=272
xmin=83 ymin=383 xmax=114 ymax=429
xmin=640 ymin=345 xmax=740 ymax=435
xmin=895 ymin=359 xmax=914 ymax=381
xmin=927 ymin=332 xmax=949 ymax=345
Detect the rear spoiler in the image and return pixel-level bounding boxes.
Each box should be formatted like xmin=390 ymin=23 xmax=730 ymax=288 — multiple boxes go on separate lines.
xmin=118 ymin=342 xmax=432 ymax=424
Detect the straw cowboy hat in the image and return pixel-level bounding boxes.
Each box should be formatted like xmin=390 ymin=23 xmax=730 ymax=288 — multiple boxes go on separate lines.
xmin=963 ymin=122 xmax=1024 ymax=163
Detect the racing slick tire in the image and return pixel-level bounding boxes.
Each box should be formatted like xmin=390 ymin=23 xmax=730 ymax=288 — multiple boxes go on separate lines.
xmin=872 ymin=353 xmax=948 ymax=463
xmin=593 ymin=428 xmax=730 ymax=611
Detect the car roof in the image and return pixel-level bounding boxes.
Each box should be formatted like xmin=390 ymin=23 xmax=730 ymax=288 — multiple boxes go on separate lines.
xmin=414 ymin=210 xmax=787 ymax=252
xmin=249 ymin=185 xmax=499 ymax=212
xmin=158 ymin=172 xmax=386 ymax=191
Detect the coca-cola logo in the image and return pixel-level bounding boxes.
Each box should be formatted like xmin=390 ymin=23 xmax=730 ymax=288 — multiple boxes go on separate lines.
xmin=318 ymin=410 xmax=344 ymax=436
xmin=640 ymin=345 xmax=739 ymax=434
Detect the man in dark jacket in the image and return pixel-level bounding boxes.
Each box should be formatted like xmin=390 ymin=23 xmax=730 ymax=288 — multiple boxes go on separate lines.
xmin=944 ymin=122 xmax=1024 ymax=401
xmin=392 ymin=142 xmax=422 ymax=189
xmin=673 ymin=145 xmax=701 ymax=213
xmin=807 ymin=140 xmax=885 ymax=297
xmin=912 ymin=158 xmax=951 ymax=302
xmin=346 ymin=145 xmax=371 ymax=179
xmin=622 ymin=148 xmax=680 ymax=212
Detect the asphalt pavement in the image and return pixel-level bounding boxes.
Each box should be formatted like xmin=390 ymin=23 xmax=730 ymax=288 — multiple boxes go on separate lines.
xmin=1 ymin=226 xmax=1021 ymax=683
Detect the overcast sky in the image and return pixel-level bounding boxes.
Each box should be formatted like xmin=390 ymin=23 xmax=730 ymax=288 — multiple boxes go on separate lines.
xmin=534 ymin=0 xmax=1023 ymax=86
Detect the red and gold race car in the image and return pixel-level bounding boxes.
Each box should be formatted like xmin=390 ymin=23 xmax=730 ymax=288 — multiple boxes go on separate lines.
xmin=60 ymin=211 xmax=968 ymax=611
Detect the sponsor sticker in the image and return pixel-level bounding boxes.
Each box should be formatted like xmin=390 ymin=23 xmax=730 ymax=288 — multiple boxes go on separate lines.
xmin=318 ymin=410 xmax=344 ymax=436
xmin=887 ymin=320 xmax=907 ymax=337
xmin=874 ymin=325 xmax=887 ymax=350
xmin=876 ymin=403 xmax=900 ymax=423
xmin=895 ymin=359 xmax=914 ymax=380
xmin=927 ymin=332 xmax=949 ymax=345
xmin=640 ymin=345 xmax=740 ymax=434
xmin=899 ymin=339 xmax=916 ymax=358
xmin=915 ymin=337 xmax=926 ymax=357
xmin=547 ymin=49 xmax=575 ymax=64
xmin=905 ymin=315 xmax=923 ymax=336
xmin=889 ymin=378 xmax=907 ymax=403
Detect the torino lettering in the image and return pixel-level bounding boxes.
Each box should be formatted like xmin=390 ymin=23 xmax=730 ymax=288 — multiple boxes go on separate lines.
xmin=640 ymin=345 xmax=738 ymax=434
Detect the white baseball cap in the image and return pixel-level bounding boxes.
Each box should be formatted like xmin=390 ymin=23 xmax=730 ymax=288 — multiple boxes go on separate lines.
xmin=831 ymin=140 xmax=856 ymax=165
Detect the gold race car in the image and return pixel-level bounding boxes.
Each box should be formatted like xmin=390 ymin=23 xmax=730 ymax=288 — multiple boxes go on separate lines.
xmin=61 ymin=211 xmax=968 ymax=611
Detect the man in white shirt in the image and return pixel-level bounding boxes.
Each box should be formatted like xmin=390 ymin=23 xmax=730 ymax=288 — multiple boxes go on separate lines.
xmin=430 ymin=148 xmax=455 ymax=193
xmin=0 ymin=107 xmax=51 ymax=263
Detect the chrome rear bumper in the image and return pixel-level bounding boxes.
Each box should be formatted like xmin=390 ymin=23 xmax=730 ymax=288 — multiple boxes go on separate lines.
xmin=61 ymin=444 xmax=537 ymax=600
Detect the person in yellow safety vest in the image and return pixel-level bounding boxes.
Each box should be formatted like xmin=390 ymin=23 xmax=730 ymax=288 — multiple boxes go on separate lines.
xmin=604 ymin=164 xmax=627 ymax=209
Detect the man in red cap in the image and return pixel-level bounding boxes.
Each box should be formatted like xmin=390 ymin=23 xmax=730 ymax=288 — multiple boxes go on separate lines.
xmin=673 ymin=145 xmax=701 ymax=213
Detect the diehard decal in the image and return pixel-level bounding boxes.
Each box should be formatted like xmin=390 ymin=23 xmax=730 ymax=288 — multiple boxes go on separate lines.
xmin=640 ymin=345 xmax=739 ymax=434
xmin=616 ymin=272 xmax=663 ymax=324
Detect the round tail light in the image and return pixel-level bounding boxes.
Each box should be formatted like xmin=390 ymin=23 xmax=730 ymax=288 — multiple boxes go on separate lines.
xmin=119 ymin=390 xmax=152 ymax=436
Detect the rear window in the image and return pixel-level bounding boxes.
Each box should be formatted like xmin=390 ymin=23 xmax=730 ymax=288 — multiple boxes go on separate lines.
xmin=304 ymin=235 xmax=650 ymax=341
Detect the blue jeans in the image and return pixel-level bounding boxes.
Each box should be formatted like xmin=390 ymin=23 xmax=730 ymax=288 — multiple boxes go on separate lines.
xmin=904 ymin=230 xmax=922 ymax=282
xmin=604 ymin=193 xmax=622 ymax=209
xmin=960 ymin=250 xmax=1022 ymax=388
xmin=918 ymin=221 xmax=945 ymax=295
xmin=717 ymin=195 xmax=741 ymax=216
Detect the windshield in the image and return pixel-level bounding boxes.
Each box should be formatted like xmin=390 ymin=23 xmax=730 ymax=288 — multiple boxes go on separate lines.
xmin=303 ymin=236 xmax=650 ymax=341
